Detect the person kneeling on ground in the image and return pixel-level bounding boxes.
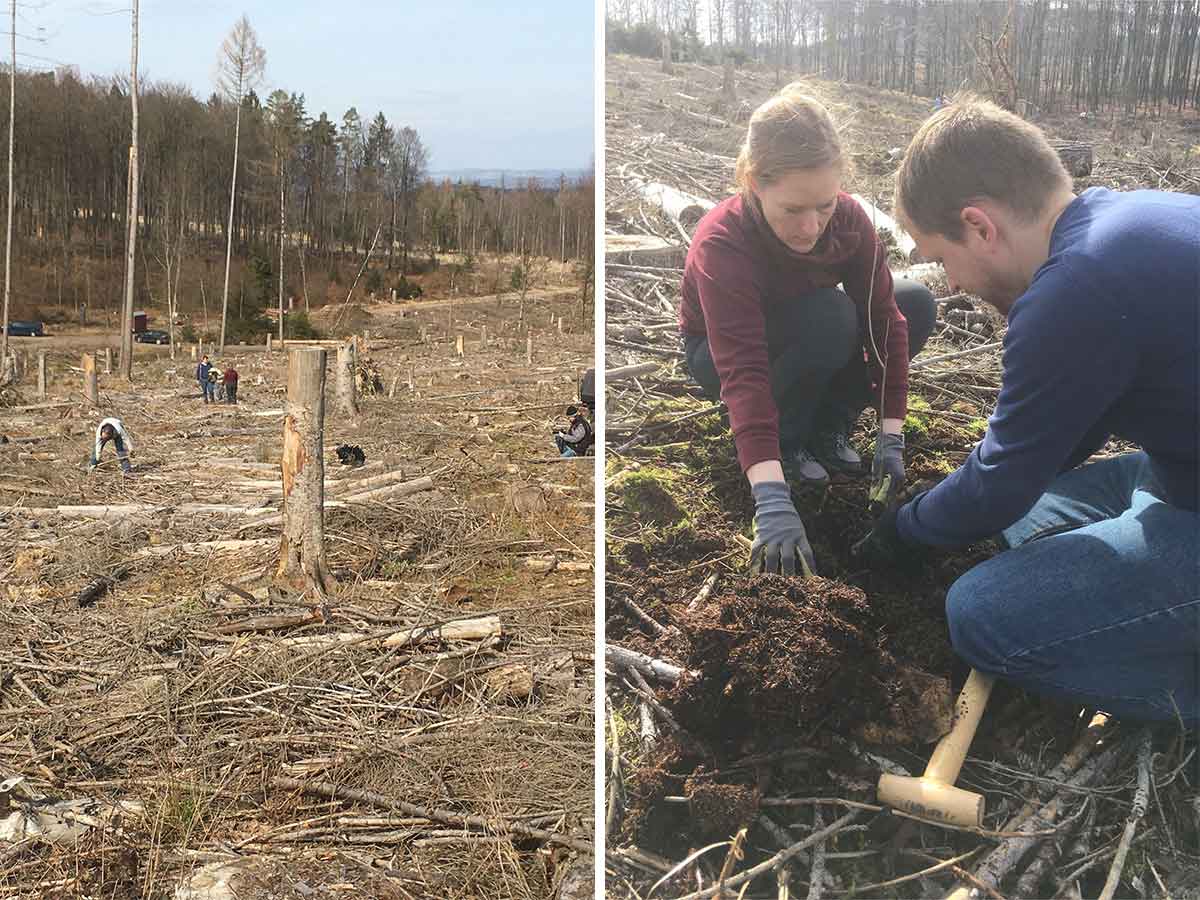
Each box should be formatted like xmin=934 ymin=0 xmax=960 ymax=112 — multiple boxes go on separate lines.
xmin=679 ymin=84 xmax=935 ymax=576
xmin=222 ymin=364 xmax=239 ymax=404
xmin=196 ymin=354 xmax=214 ymax=403
xmin=854 ymin=95 xmax=1199 ymax=726
xmin=88 ymin=417 xmax=133 ymax=474
xmin=554 ymin=405 xmax=593 ymax=457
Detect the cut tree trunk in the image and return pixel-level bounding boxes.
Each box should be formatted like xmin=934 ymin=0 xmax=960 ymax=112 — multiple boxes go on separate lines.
xmin=36 ymin=352 xmax=45 ymax=398
xmin=1048 ymin=140 xmax=1094 ymax=176
xmin=82 ymin=353 xmax=98 ymax=405
xmin=335 ymin=340 xmax=358 ymax=416
xmin=276 ymin=348 xmax=335 ymax=597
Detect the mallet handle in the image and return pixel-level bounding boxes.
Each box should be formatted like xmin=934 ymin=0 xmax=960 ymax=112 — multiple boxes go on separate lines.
xmin=926 ymin=669 xmax=995 ymax=784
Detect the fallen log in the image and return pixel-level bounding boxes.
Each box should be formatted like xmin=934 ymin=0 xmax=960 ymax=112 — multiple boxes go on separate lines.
xmin=606 ymin=362 xmax=660 ymax=383
xmin=520 ymin=558 xmax=593 ymax=573
xmin=604 ymin=234 xmax=687 ymax=268
xmin=339 ymin=474 xmax=435 ymax=505
xmin=627 ymin=179 xmax=715 ymax=230
xmin=605 ymin=644 xmax=695 ymax=684
xmin=851 ymin=194 xmax=918 ymax=262
xmin=278 ymin=615 xmax=503 ymax=650
xmin=133 ymin=538 xmax=276 ymax=559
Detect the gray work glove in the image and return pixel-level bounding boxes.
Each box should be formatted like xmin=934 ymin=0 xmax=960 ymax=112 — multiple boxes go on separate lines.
xmin=750 ymin=481 xmax=817 ymax=577
xmin=870 ymin=432 xmax=906 ymax=512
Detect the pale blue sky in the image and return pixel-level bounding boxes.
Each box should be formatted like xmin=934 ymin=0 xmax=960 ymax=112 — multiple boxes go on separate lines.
xmin=24 ymin=1 xmax=594 ymax=170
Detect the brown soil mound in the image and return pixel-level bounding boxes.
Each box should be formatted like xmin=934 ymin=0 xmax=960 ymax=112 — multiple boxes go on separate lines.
xmin=670 ymin=576 xmax=886 ymax=740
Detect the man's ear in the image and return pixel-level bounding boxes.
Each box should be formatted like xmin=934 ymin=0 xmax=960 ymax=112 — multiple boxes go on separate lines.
xmin=960 ymin=205 xmax=997 ymax=243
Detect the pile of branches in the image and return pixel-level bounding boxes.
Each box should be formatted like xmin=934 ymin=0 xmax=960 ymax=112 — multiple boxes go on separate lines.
xmin=0 ymin=486 xmax=594 ymax=899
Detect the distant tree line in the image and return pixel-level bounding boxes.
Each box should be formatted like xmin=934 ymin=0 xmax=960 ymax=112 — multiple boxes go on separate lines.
xmin=0 ymin=44 xmax=592 ymax=323
xmin=608 ymin=1 xmax=1200 ymax=114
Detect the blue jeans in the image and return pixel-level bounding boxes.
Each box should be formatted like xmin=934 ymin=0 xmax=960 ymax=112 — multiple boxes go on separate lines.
xmin=200 ymin=380 xmax=215 ymax=402
xmin=947 ymin=452 xmax=1199 ymax=725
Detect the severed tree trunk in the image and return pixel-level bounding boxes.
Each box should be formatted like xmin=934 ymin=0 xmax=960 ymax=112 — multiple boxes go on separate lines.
xmin=82 ymin=352 xmax=98 ymax=405
xmin=335 ymin=340 xmax=358 ymax=416
xmin=0 ymin=0 xmax=13 ymax=368
xmin=276 ymin=348 xmax=335 ymax=596
xmin=120 ymin=0 xmax=139 ymax=381
xmin=36 ymin=351 xmax=45 ymax=398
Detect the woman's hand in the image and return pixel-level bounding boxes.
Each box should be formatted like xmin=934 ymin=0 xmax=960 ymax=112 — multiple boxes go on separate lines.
xmin=750 ymin=480 xmax=817 ymax=576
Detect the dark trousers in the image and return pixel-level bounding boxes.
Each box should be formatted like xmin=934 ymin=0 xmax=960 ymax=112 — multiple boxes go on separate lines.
xmin=226 ymin=382 xmax=238 ymax=404
xmin=684 ymin=279 xmax=936 ymax=454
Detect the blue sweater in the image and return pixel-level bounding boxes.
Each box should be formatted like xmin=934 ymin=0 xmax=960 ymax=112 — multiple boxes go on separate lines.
xmin=899 ymin=187 xmax=1200 ymax=547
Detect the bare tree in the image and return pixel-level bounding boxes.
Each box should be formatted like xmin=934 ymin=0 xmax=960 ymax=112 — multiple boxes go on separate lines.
xmin=119 ymin=0 xmax=139 ymax=380
xmin=1 ymin=0 xmax=14 ymax=366
xmin=216 ymin=15 xmax=265 ymax=351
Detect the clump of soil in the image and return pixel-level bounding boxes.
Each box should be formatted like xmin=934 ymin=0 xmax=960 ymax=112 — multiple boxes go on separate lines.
xmin=684 ymin=774 xmax=760 ymax=838
xmin=671 ymin=576 xmax=887 ymax=741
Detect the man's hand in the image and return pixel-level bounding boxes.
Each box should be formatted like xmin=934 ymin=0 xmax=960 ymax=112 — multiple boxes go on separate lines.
xmin=851 ymin=506 xmax=926 ymax=573
xmin=750 ymin=481 xmax=817 ymax=576
xmin=870 ymin=432 xmax=906 ymax=513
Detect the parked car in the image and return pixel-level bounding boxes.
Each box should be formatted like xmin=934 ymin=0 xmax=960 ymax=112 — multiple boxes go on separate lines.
xmin=3 ymin=320 xmax=44 ymax=337
xmin=133 ymin=329 xmax=170 ymax=345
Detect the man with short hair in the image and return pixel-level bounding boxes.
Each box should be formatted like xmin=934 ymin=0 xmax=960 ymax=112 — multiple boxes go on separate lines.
xmin=856 ymin=95 xmax=1199 ymax=725
xmin=88 ymin=417 xmax=133 ymax=474
xmin=196 ymin=354 xmax=214 ymax=403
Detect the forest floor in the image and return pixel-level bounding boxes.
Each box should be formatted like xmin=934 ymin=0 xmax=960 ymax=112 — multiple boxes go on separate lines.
xmin=0 ymin=280 xmax=595 ymax=899
xmin=604 ymin=53 xmax=1199 ymax=900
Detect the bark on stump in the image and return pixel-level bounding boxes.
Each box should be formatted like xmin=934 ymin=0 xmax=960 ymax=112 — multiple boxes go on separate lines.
xmin=480 ymin=325 xmax=487 ymax=348
xmin=82 ymin=353 xmax=98 ymax=405
xmin=335 ymin=341 xmax=358 ymax=416
xmin=36 ymin=351 xmax=46 ymax=398
xmin=276 ymin=348 xmax=336 ymax=596
xmin=103 ymin=347 xmax=112 ymax=374
xmin=190 ymin=345 xmax=197 ymax=361
xmin=266 ymin=333 xmax=273 ymax=354
xmin=526 ymin=336 xmax=533 ymax=365
xmin=455 ymin=334 xmax=464 ymax=357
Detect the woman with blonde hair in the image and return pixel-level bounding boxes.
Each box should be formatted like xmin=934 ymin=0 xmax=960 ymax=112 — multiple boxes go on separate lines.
xmin=679 ymin=85 xmax=935 ymax=575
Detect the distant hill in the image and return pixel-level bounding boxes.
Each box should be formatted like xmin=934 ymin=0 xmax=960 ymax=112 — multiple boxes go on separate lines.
xmin=426 ymin=168 xmax=591 ymax=188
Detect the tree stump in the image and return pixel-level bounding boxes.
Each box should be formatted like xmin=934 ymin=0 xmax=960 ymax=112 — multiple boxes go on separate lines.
xmin=722 ymin=57 xmax=737 ymax=103
xmin=455 ymin=334 xmax=464 ymax=357
xmin=526 ymin=335 xmax=533 ymax=365
xmin=36 ymin=351 xmax=46 ymax=398
xmin=335 ymin=340 xmax=358 ymax=416
xmin=1048 ymin=140 xmax=1094 ymax=177
xmin=276 ymin=348 xmax=335 ymax=596
xmin=82 ymin=353 xmax=98 ymax=405
xmin=103 ymin=347 xmax=112 ymax=374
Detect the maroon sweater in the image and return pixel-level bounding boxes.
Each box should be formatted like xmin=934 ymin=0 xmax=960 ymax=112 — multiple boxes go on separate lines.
xmin=679 ymin=191 xmax=911 ymax=472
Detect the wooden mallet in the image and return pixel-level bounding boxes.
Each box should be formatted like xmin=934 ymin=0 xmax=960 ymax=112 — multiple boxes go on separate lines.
xmin=877 ymin=669 xmax=995 ymax=827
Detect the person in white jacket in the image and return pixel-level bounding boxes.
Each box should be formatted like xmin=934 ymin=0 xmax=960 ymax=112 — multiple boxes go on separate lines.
xmin=88 ymin=417 xmax=133 ymax=473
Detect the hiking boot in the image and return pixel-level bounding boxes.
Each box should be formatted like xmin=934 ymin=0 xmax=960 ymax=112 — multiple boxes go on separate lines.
xmin=811 ymin=428 xmax=863 ymax=474
xmin=783 ymin=446 xmax=830 ymax=485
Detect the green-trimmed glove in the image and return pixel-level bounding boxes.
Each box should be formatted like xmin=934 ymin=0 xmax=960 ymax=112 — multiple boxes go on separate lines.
xmin=750 ymin=481 xmax=817 ymax=577
xmin=870 ymin=432 xmax=906 ymax=511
